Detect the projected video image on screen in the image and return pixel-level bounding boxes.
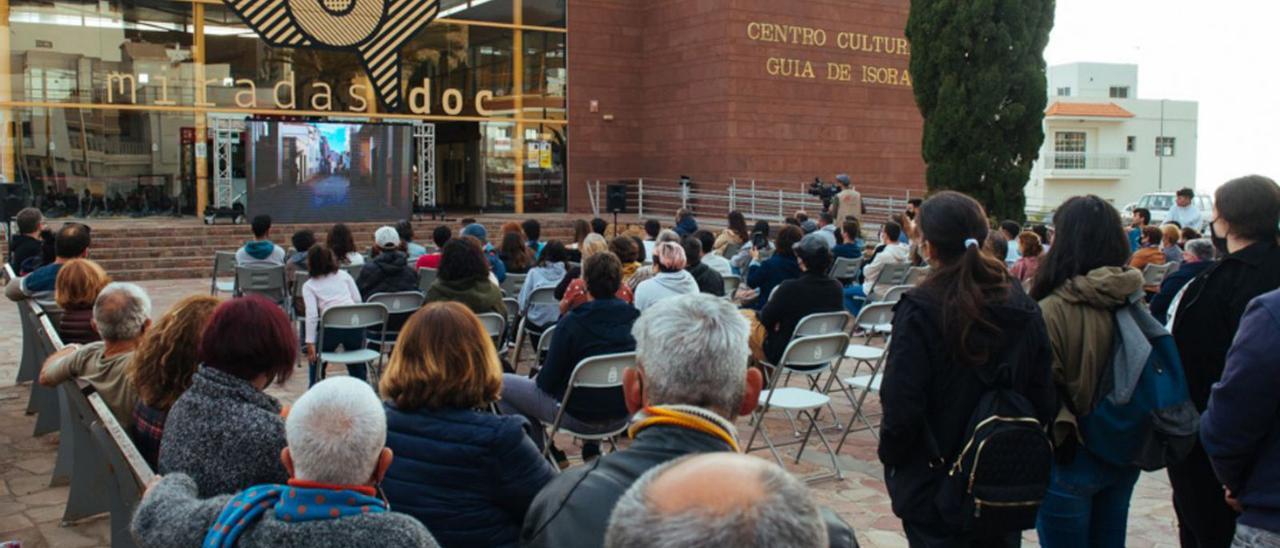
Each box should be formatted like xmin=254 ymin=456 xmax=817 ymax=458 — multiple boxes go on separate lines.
xmin=245 ymin=120 xmax=413 ymax=223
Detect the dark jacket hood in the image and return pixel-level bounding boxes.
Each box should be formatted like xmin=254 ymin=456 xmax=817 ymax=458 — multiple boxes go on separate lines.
xmin=569 ymin=298 xmax=640 ymax=340
xmin=372 ymin=250 xmax=410 ymax=272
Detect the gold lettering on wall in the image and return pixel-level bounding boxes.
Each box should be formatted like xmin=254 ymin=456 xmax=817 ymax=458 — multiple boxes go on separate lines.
xmin=746 ymin=21 xmax=912 ymax=89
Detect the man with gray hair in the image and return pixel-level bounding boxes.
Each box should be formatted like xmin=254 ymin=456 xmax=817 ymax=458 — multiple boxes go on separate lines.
xmin=39 ymin=281 xmax=150 ymax=428
xmin=1151 ymin=238 xmax=1218 ymax=324
xmin=605 ymin=453 xmax=828 ymax=548
xmin=132 ymin=377 xmax=437 ymax=547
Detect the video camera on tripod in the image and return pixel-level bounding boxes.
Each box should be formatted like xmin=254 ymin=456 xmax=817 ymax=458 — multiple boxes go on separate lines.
xmin=806 ymin=177 xmax=841 ymax=213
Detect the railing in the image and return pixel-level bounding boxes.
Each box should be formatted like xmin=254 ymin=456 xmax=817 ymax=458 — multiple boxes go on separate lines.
xmin=1044 ymin=153 xmax=1130 ymax=171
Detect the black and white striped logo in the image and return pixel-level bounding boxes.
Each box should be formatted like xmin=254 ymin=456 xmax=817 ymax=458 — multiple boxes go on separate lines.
xmin=222 ymin=0 xmax=440 ymax=110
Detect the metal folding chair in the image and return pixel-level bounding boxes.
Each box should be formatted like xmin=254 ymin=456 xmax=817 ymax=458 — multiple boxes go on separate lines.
xmin=837 ymin=335 xmax=893 ymax=451
xmin=315 ymin=303 xmax=388 ymax=383
xmin=512 ymin=286 xmax=559 ymax=366
xmin=210 ymin=251 xmax=237 ymax=296
xmin=235 ymin=265 xmax=288 ymax=306
xmin=745 ymin=333 xmax=852 ymax=482
xmin=476 ymin=312 xmax=508 ymax=357
xmin=366 ymin=291 xmax=425 ymax=357
xmin=417 ymin=267 xmax=438 ymax=292
xmin=854 ymin=302 xmax=895 ymax=344
xmin=342 ymin=263 xmax=364 ymax=280
xmin=828 ymin=256 xmax=864 ymax=281
xmin=872 ymin=261 xmax=912 ymax=292
xmin=789 ymin=312 xmax=854 ymax=430
xmin=879 ymin=285 xmax=912 ymax=304
xmin=722 ymin=274 xmax=741 ymax=298
xmin=528 ymin=324 xmax=557 ymax=378
xmin=903 ymin=265 xmax=930 ymax=286
xmin=543 ymin=352 xmax=635 ymax=459
xmin=1143 ymin=262 xmax=1174 ymax=286
xmin=501 ymin=272 xmax=528 ymax=296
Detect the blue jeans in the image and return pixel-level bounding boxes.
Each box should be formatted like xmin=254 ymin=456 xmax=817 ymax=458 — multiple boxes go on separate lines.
xmin=843 ymin=284 xmax=867 ymax=317
xmin=309 ymin=327 xmax=369 ymax=386
xmin=1036 ymin=449 xmax=1141 ymax=548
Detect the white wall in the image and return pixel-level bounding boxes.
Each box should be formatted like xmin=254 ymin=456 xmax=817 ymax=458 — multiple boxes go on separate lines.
xmin=1049 ymin=62 xmax=1139 ymax=99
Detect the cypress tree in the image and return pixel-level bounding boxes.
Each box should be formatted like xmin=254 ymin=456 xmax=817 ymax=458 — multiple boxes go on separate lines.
xmin=906 ymin=0 xmax=1056 ymax=221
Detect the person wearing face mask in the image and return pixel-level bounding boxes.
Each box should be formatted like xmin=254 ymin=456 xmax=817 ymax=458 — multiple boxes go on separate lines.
xmin=1166 ymin=175 xmax=1280 ymax=548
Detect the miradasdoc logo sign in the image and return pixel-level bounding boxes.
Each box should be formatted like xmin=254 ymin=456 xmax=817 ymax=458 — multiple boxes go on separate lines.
xmin=222 ymin=0 xmax=440 ymax=110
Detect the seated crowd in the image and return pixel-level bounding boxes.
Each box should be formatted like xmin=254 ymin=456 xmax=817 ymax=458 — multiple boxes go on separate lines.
xmin=5 ymin=173 xmax=1280 ymax=547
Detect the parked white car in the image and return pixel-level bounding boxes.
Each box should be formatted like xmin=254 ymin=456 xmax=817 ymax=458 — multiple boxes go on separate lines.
xmin=1122 ymin=192 xmax=1213 ymax=231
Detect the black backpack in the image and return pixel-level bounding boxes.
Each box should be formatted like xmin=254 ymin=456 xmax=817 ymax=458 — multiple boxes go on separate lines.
xmin=934 ymin=361 xmax=1054 ymax=535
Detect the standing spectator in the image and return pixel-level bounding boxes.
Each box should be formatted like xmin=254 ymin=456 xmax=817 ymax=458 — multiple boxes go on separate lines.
xmin=397 ymin=220 xmax=428 ymax=263
xmin=302 ymin=244 xmax=366 ymax=385
xmin=8 ymin=207 xmax=44 ymax=273
xmin=1150 ymin=239 xmax=1216 ymax=324
xmin=880 ymin=192 xmax=1054 ymax=546
xmin=159 ymin=295 xmax=295 ymax=497
xmin=1168 ymin=187 xmax=1204 ymax=230
xmin=356 ymin=226 xmax=419 ymax=300
xmin=674 ymin=208 xmax=699 ymax=238
xmin=521 ymin=294 xmax=764 ymax=548
xmin=1128 ymin=207 xmax=1151 ymax=252
xmin=414 ymin=225 xmax=452 ymax=270
xmin=382 ymin=302 xmax=555 ymax=548
xmin=38 ymin=282 xmax=151 ymax=428
xmin=641 ymin=219 xmax=661 ymax=259
xmin=461 ymin=223 xmax=508 ymax=283
xmin=285 ymin=229 xmax=315 ymax=279
xmin=842 ymin=221 xmax=909 ymax=315
xmin=1030 ymin=195 xmax=1148 ymax=546
xmin=1000 ymin=220 xmax=1022 ymax=264
xmin=832 ymin=220 xmax=865 ymax=260
xmin=747 ymin=234 xmax=842 ymax=365
xmin=523 ymin=218 xmax=546 ymax=259
xmin=1010 ymin=231 xmax=1044 ymax=284
xmin=503 ymin=252 xmax=638 ymax=466
xmin=745 ymin=225 xmax=804 ymax=310
xmin=634 ymin=242 xmax=699 ymax=311
xmin=235 ymin=215 xmax=285 ymax=267
xmin=1201 ymin=288 xmax=1280 ymax=547
xmin=327 ymin=223 xmax=365 ymax=266
xmin=694 ymin=230 xmax=733 ymax=277
xmin=591 ymin=217 xmax=608 ymax=236
xmin=682 ymin=236 xmax=724 ymax=297
xmin=132 ymin=377 xmax=438 ymax=548
xmin=424 ymin=238 xmax=507 ymax=318
xmin=1168 ymin=175 xmax=1280 ymax=547
xmin=713 ymin=211 xmax=750 ymax=256
xmin=830 ymin=173 xmax=864 ymax=224
xmin=1161 ymin=224 xmax=1185 ymax=266
xmin=127 ymin=295 xmax=219 ymax=468
xmin=5 ymin=222 xmax=91 ymax=308
xmin=518 ymin=240 xmax=569 ymax=347
xmin=611 ymin=236 xmax=644 ymax=282
xmin=500 ymin=231 xmax=535 ymax=274
xmin=1032 ymin=223 xmax=1053 ymax=254
xmin=904 ymin=198 xmax=923 ymax=221
xmin=54 ymin=258 xmax=111 ymax=344
xmin=605 ymin=453 xmax=829 ymax=548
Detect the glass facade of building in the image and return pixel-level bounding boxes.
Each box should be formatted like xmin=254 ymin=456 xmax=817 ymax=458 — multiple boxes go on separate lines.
xmin=0 ymin=0 xmax=567 ymax=214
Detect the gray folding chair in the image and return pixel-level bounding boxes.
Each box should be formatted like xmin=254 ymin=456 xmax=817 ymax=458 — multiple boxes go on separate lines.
xmin=543 ymin=352 xmax=635 ymax=459
xmin=854 ymin=302 xmax=895 ymax=344
xmin=873 ymin=261 xmax=912 ymax=290
xmin=210 ymin=251 xmax=237 ymax=296
xmin=476 ymin=312 xmax=509 ymax=357
xmin=366 ymin=291 xmax=425 ymax=357
xmin=342 ymin=263 xmax=364 ymax=280
xmin=903 ymin=265 xmax=930 ymax=286
xmin=418 ymin=267 xmax=438 ymax=292
xmin=512 ymin=286 xmax=559 ymax=366
xmin=1143 ymin=263 xmax=1174 ymax=287
xmin=503 ymin=297 xmax=519 ymax=328
xmin=722 ymin=274 xmax=741 ymax=298
xmin=315 ymin=303 xmax=388 ymax=383
xmin=828 ymin=256 xmax=864 ymax=281
xmin=790 ymin=312 xmax=854 ymax=429
xmin=235 ymin=265 xmax=288 ymax=306
xmin=501 ymin=272 xmax=528 ymax=296
xmin=745 ymin=333 xmax=852 ymax=482
xmin=528 ymin=324 xmax=558 ymax=378
xmin=879 ymin=285 xmax=912 ymax=304
xmin=837 ymin=335 xmax=893 ymax=451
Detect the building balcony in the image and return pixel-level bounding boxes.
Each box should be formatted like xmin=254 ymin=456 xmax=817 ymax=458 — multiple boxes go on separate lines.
xmin=1041 ymin=153 xmax=1130 ymax=179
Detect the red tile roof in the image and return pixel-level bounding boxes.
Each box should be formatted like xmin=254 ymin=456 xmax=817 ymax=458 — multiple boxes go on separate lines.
xmin=1045 ymin=102 xmax=1135 ymax=118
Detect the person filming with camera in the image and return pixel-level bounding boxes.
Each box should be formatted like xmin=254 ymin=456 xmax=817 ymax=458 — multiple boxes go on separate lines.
xmin=830 ymin=173 xmax=865 ymax=225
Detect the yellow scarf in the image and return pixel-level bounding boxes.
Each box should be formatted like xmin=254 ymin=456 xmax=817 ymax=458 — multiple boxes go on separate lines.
xmin=627 ymin=406 xmax=740 ymax=452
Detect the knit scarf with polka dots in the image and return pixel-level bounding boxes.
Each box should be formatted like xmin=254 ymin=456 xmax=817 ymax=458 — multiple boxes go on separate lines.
xmin=203 ymin=479 xmax=387 ymax=547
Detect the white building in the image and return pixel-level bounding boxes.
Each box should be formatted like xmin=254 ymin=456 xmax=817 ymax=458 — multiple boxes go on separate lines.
xmin=1025 ymin=63 xmax=1198 ymax=212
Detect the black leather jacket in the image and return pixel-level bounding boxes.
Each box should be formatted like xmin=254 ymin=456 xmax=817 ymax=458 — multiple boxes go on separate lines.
xmin=520 ymin=423 xmax=858 ymax=548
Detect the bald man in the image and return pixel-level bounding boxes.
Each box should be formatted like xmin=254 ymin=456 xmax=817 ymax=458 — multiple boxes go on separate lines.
xmin=605 ymin=453 xmax=829 ymax=548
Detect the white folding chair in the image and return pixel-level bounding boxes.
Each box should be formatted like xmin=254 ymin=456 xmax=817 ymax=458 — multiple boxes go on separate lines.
xmin=476 ymin=312 xmax=509 ymax=357
xmin=315 ymin=303 xmax=388 ymax=384
xmin=837 ymin=335 xmax=892 ymax=450
xmin=501 ymin=272 xmax=528 ymax=296
xmin=210 ymin=251 xmax=237 ymax=296
xmin=879 ymin=285 xmax=912 ymax=304
xmin=512 ymin=286 xmax=559 ymax=366
xmin=543 ymin=352 xmax=635 ymax=459
xmin=745 ymin=332 xmax=851 ymax=482
xmin=528 ymin=325 xmax=558 ymax=378
xmin=828 ymin=256 xmax=864 ymax=281
xmin=903 ymin=265 xmax=930 ymax=286
xmin=722 ymin=274 xmax=741 ymax=298
xmin=417 ymin=267 xmax=438 ymax=292
xmin=1143 ymin=263 xmax=1174 ymax=286
xmin=873 ymin=261 xmax=912 ymax=291
xmin=503 ymin=297 xmax=519 ymax=329
xmin=342 ymin=263 xmax=363 ymax=280
xmin=290 ymin=271 xmax=310 ymax=322
xmin=366 ymin=291 xmax=425 ymax=356
xmin=235 ymin=265 xmax=288 ymax=307
xmin=854 ymin=302 xmax=895 ymax=344
xmin=790 ymin=312 xmax=854 ymax=429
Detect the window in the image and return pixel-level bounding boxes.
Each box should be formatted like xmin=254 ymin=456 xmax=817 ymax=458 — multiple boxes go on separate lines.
xmin=1156 ymin=137 xmax=1176 ymax=157
xmin=1109 ymin=86 xmax=1130 ymax=99
xmin=1126 ymin=136 xmax=1136 ymax=152
xmin=1056 ymin=87 xmax=1071 ymax=97
xmin=1053 ymin=131 xmax=1086 ymax=169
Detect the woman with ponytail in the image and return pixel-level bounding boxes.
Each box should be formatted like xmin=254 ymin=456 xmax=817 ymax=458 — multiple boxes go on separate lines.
xmin=878 ymin=191 xmax=1056 ymax=545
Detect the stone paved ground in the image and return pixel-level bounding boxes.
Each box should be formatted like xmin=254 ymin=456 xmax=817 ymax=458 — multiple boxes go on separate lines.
xmin=0 ymin=279 xmax=1181 ymax=547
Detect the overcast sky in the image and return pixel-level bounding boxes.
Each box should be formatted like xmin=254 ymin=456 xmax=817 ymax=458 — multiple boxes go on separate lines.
xmin=1044 ymin=0 xmax=1279 ymax=192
